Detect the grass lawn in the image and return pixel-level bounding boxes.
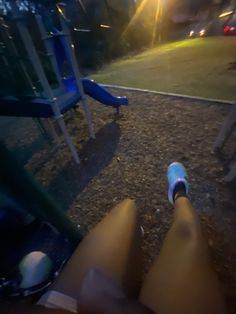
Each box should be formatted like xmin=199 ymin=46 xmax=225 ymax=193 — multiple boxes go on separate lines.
xmin=92 ymin=37 xmax=236 ymax=101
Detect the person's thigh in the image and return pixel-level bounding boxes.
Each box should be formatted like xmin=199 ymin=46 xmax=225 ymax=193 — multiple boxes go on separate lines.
xmin=139 ymin=197 xmax=227 ymax=314
xmin=51 ymin=199 xmax=143 ymax=299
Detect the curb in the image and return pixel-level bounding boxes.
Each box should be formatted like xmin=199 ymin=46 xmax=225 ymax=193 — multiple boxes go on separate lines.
xmin=101 ymin=84 xmax=235 ymax=106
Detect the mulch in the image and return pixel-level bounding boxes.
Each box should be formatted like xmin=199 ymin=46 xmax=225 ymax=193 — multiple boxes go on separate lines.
xmin=4 ymin=89 xmax=236 ymax=312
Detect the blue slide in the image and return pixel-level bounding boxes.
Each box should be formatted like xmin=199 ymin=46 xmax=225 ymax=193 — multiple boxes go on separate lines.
xmin=51 ymin=34 xmax=128 ymax=110
xmin=81 ymin=78 xmax=128 ymax=109
xmin=63 ymin=77 xmax=128 ymax=110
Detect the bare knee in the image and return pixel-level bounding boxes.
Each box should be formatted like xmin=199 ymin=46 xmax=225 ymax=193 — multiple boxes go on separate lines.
xmin=174 ymin=221 xmax=198 ymax=240
xmin=120 ymin=198 xmax=136 ymax=209
xmin=115 ymin=199 xmax=137 ymax=215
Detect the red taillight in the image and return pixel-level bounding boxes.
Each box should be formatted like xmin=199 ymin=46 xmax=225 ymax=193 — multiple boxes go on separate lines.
xmin=224 ymin=26 xmax=230 ymax=32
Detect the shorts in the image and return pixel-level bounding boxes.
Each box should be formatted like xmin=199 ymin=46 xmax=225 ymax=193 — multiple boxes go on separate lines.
xmin=37 ymin=290 xmax=77 ymax=313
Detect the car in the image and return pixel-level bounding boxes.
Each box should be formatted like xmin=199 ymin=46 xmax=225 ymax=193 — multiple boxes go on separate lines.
xmin=188 ymin=28 xmax=206 ymax=38
xmin=187 ymin=22 xmax=210 ymax=38
xmin=223 ymin=24 xmax=236 ymax=35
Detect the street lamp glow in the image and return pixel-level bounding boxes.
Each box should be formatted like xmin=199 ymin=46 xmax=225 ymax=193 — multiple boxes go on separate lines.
xmin=199 ymin=29 xmax=205 ymax=37
xmin=152 ymin=0 xmax=162 ymax=46
xmin=189 ymin=30 xmax=194 ymax=37
xmin=56 ymin=3 xmax=66 ymax=19
xmin=219 ymin=11 xmax=233 ymax=18
xmin=73 ymin=28 xmax=91 ymax=32
xmin=100 ymin=24 xmax=111 ymax=28
xmin=121 ymin=0 xmax=149 ymax=38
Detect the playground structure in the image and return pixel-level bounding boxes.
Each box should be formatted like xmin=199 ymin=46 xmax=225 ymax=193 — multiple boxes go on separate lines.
xmin=0 ymin=142 xmax=82 ymax=298
xmin=0 ymin=2 xmax=128 ymax=164
xmin=0 ymin=1 xmax=128 ymax=297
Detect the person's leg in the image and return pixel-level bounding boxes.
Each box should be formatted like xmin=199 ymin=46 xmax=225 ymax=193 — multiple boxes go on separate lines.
xmin=51 ymin=199 xmax=143 ymax=299
xmin=140 ymin=165 xmax=226 ymax=314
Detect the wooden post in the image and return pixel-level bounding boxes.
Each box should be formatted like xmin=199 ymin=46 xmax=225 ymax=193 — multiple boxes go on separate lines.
xmin=214 ymin=104 xmax=236 ymax=182
xmin=214 ymin=104 xmax=236 ymax=151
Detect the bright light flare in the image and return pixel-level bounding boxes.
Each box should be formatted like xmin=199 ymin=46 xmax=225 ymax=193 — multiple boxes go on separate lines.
xmin=219 ymin=11 xmax=233 ymax=18
xmin=121 ymin=0 xmax=149 ymax=38
xmin=100 ymin=24 xmax=111 ymax=29
xmin=57 ymin=6 xmax=63 ymax=15
xmin=189 ymin=30 xmax=194 ymax=37
xmin=56 ymin=4 xmax=66 ymax=19
xmin=151 ymin=0 xmax=162 ymax=46
xmin=122 ymin=0 xmax=164 ymax=46
xmin=73 ymin=27 xmax=91 ymax=32
xmin=199 ymin=29 xmax=205 ymax=37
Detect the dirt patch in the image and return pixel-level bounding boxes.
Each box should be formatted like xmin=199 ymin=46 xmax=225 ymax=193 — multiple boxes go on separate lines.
xmin=3 ymin=90 xmax=235 ymax=312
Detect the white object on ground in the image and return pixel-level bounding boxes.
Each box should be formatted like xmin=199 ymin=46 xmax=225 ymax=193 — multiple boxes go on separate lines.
xmin=19 ymin=251 xmax=53 ymax=289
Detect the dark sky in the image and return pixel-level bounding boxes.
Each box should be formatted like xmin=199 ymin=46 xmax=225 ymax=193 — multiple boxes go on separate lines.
xmin=164 ymin=0 xmax=230 ymax=23
xmin=169 ymin=0 xmax=212 ymax=12
xmin=167 ymin=0 xmax=229 ymax=12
